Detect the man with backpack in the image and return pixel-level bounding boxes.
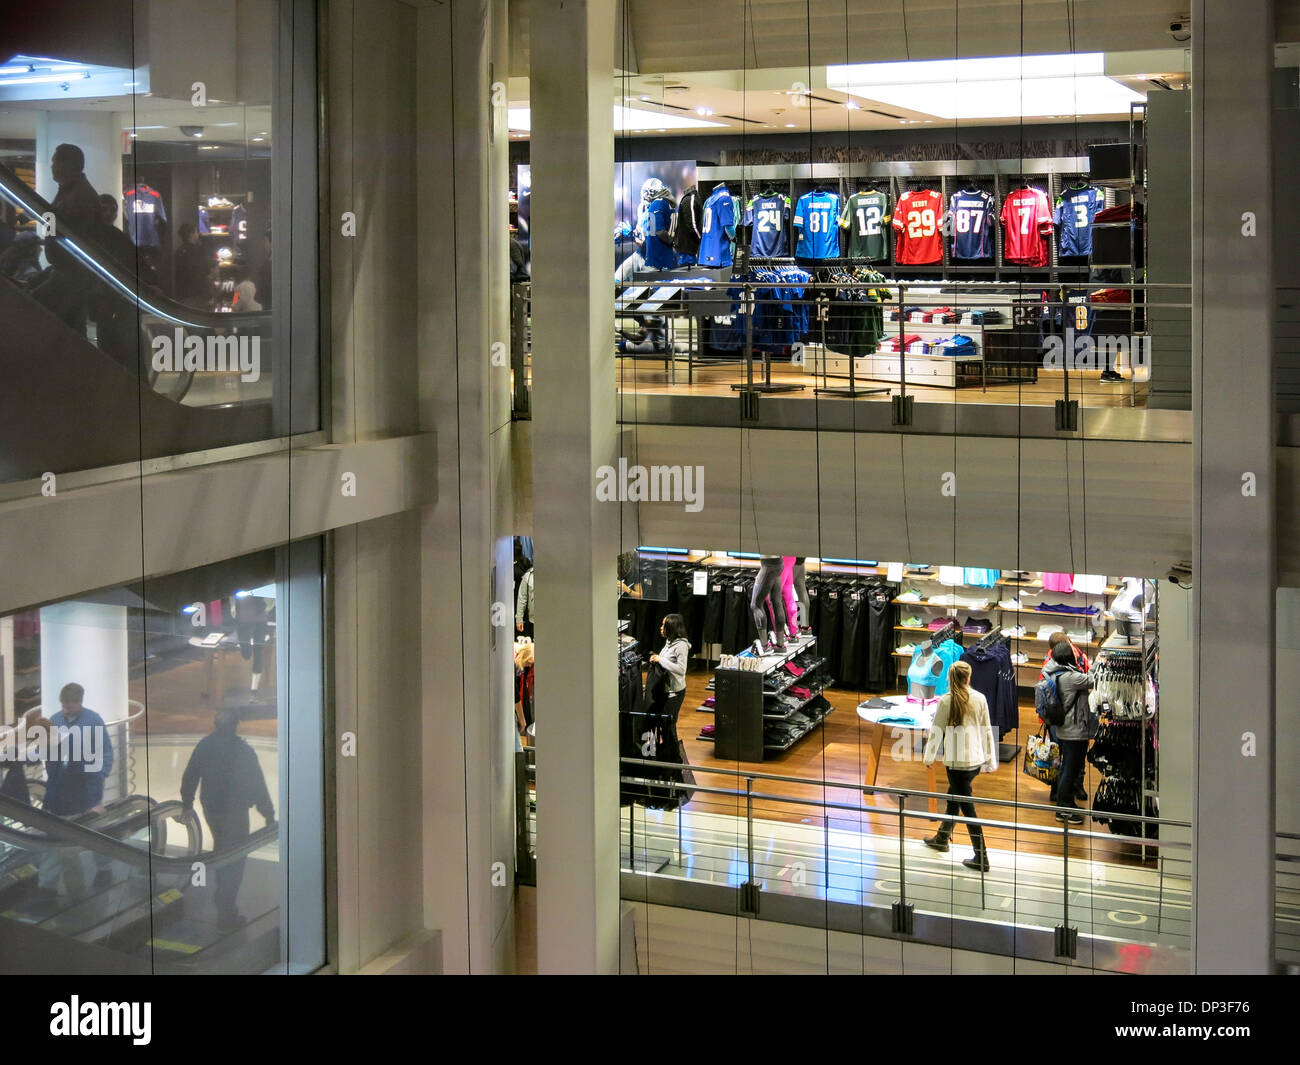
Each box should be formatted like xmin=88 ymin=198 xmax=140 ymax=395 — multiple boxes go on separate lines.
xmin=1036 ymin=641 xmax=1097 ymax=823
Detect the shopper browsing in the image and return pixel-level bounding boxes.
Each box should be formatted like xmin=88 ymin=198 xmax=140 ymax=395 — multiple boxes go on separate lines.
xmin=516 ymin=565 xmax=535 ymax=638
xmin=1038 ymin=630 xmax=1090 ymax=680
xmin=1042 ymin=641 xmax=1097 ymax=822
xmin=922 ymin=660 xmax=997 ymax=871
xmin=649 ymin=613 xmax=690 ymax=725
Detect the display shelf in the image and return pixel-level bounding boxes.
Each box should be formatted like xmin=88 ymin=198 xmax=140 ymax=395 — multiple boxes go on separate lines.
xmin=733 ymin=633 xmax=817 ymax=674
xmin=892 ymin=599 xmax=995 ymax=611
xmin=763 ymin=679 xmax=834 ymax=720
xmin=763 ymin=656 xmax=827 ymax=698
xmin=764 ymin=706 xmax=834 ymax=754
xmin=998 ymin=607 xmax=1104 ymax=619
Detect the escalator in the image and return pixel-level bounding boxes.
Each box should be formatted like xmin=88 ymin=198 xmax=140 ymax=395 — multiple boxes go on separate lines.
xmin=0 ymin=791 xmax=281 ymax=974
xmin=0 ymin=164 xmax=275 ymax=483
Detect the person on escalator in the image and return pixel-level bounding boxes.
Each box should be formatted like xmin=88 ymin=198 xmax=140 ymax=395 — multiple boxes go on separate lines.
xmin=30 ymin=143 xmax=101 ymax=332
xmin=38 ymin=683 xmax=115 ymax=896
xmin=173 ymin=222 xmax=211 ymax=307
xmin=90 ymin=194 xmax=156 ymax=372
xmin=180 ymin=708 xmax=276 ymax=930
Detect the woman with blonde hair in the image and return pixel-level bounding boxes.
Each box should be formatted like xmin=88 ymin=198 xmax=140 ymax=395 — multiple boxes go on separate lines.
xmin=921 ymin=660 xmax=998 ymax=871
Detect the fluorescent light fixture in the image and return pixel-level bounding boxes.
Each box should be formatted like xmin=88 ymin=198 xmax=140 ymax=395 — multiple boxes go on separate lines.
xmin=826 ymin=53 xmax=1143 ymax=120
xmin=0 ymin=71 xmax=91 ymax=86
xmin=0 ymin=64 xmax=33 ymax=76
xmin=507 ymin=105 xmax=725 ymax=133
xmin=123 ymin=124 xmax=166 ymax=131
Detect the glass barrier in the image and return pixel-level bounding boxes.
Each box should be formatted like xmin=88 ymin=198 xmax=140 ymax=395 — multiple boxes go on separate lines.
xmin=0 ymin=542 xmax=324 ymax=974
xmin=0 ymin=0 xmax=318 ymax=485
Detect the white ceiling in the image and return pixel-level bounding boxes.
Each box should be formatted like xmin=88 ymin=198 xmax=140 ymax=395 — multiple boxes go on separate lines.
xmin=512 ymin=0 xmax=1300 ymax=75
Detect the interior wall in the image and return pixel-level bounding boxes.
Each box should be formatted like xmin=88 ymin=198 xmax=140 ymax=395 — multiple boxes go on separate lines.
xmin=621 ymin=424 xmax=1192 ymax=575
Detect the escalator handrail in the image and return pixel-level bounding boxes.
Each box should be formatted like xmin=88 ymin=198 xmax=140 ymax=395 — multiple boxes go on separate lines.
xmin=0 ymin=163 xmax=271 ymax=332
xmin=0 ymin=791 xmax=273 ymax=871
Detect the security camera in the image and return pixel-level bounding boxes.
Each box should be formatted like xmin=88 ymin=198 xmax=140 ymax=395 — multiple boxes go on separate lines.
xmin=1166 ymin=561 xmax=1192 ymax=588
xmin=1169 ymin=20 xmax=1191 ymax=41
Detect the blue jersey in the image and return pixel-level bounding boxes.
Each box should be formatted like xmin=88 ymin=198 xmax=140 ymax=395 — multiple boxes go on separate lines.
xmin=699 ymin=185 xmax=737 ymax=267
xmin=949 ymin=188 xmax=995 ymax=260
xmin=744 ymin=194 xmax=791 ymax=258
xmin=640 ymin=197 xmax=677 ymax=269
xmin=1054 ymin=186 xmax=1106 ymax=257
xmin=124 ymin=184 xmax=167 ymax=247
xmin=794 ymin=190 xmax=840 ymax=259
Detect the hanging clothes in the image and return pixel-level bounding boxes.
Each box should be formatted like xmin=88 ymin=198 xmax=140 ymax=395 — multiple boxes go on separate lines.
xmin=960 ymin=641 xmax=1018 ymax=739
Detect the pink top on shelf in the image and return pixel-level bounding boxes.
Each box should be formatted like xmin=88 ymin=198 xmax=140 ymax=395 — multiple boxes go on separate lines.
xmin=1042 ymin=572 xmax=1074 ymax=593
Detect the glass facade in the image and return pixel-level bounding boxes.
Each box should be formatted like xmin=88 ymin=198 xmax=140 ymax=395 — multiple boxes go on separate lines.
xmin=0 ymin=0 xmax=318 ymax=484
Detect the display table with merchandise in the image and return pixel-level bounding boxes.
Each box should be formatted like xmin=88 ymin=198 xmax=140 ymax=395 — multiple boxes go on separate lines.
xmin=856 ymin=695 xmax=940 ymax=811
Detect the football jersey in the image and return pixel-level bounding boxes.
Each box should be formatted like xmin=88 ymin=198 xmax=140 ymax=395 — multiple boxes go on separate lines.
xmin=699 ymin=184 xmax=737 ymax=267
xmin=891 ymin=189 xmax=943 ymax=265
xmin=744 ymin=193 xmax=791 ymax=258
xmin=123 ymin=184 xmax=167 ymax=247
xmin=793 ymin=189 xmax=841 ymax=259
xmin=1054 ymin=185 xmax=1107 ymax=257
xmin=640 ymin=196 xmax=677 ymax=269
xmin=1001 ymin=187 xmax=1054 ymax=266
xmin=948 ymin=188 xmax=996 ymax=260
xmin=839 ymin=190 xmax=889 ymax=260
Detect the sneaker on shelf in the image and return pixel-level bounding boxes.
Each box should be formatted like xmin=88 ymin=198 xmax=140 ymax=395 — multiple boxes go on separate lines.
xmin=997 ymin=598 xmax=1023 ymax=611
xmin=1099 ymin=369 xmax=1124 ymax=382
xmin=897 ymin=589 xmax=924 ymax=603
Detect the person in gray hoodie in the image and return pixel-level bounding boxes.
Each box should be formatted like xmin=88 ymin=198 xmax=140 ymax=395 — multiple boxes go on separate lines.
xmin=1044 ymin=641 xmax=1096 ymax=823
xmin=650 ymin=613 xmax=691 ymax=725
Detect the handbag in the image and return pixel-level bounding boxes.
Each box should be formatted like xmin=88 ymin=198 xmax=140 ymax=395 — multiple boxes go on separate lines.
xmin=1022 ymin=725 xmax=1061 ymax=785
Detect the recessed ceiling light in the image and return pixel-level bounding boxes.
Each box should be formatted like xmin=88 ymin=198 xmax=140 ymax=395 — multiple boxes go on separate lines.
xmin=784 ymin=122 xmax=797 ymax=128
xmin=695 ymin=106 xmax=714 ymax=116
xmin=845 ymin=100 xmax=860 ymax=110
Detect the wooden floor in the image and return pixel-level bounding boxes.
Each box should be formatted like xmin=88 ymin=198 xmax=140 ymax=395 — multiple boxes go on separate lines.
xmin=617 ymin=357 xmax=1147 ymax=408
xmin=674 ymin=663 xmax=1156 ymax=867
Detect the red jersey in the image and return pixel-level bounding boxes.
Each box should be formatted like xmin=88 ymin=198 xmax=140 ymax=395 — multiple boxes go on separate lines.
xmin=1001 ymin=187 xmax=1054 ymax=266
xmin=891 ymin=189 xmax=943 ymax=265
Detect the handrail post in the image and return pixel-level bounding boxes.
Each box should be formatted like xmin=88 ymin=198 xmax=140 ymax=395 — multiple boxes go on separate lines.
xmin=740 ymin=776 xmax=760 ymax=915
xmin=892 ymin=794 xmax=915 ymax=934
xmin=1054 ymin=820 xmax=1079 ymax=959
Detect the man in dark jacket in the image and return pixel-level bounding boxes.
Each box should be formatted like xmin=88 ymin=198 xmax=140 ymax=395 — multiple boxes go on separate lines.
xmin=172 ymin=222 xmax=210 ymax=306
xmin=1043 ymin=643 xmax=1096 ymax=823
xmin=181 ymin=708 xmax=276 ymax=928
xmin=31 ymin=143 xmax=101 ymax=330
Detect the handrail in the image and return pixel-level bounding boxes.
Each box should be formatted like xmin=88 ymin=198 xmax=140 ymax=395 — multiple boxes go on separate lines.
xmin=618 ymin=755 xmax=1190 ymax=830
xmin=616 ymin=767 xmax=1189 ymax=850
xmin=0 ymin=792 xmax=273 ymax=871
xmin=0 ymin=163 xmax=271 ymax=332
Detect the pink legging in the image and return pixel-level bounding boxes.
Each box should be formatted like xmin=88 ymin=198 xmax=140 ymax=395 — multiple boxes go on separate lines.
xmin=780 ymin=556 xmax=800 ymax=637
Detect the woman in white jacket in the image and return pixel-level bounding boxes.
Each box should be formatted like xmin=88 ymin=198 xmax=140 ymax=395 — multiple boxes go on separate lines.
xmin=922 ymin=660 xmax=998 ymax=871
xmin=650 ymin=613 xmax=691 ymax=725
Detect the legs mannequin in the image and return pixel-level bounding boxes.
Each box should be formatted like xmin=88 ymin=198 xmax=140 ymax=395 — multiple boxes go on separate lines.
xmin=750 ymin=557 xmax=788 ymax=651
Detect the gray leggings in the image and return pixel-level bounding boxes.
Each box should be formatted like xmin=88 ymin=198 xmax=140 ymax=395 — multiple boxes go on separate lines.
xmin=751 ymin=557 xmax=787 ymax=638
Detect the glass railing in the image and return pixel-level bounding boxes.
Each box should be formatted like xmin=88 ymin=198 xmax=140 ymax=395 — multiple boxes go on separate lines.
xmin=512 ymin=276 xmax=1192 ymax=428
xmin=515 ymin=752 xmax=1195 ymax=972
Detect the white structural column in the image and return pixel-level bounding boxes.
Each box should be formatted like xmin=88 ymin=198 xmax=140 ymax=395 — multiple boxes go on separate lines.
xmin=34 ymin=111 xmax=123 ymax=211
xmin=1191 ymin=0 xmax=1277 ymax=972
xmin=531 ymin=0 xmax=620 ymax=973
xmin=39 ymin=602 xmax=129 ymax=721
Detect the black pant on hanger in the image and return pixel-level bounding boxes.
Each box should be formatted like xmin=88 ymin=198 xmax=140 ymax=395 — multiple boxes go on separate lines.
xmin=865 ymin=582 xmax=895 ymax=691
xmin=819 ymin=582 xmax=844 ymax=682
xmin=839 ymin=584 xmax=867 ymax=688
